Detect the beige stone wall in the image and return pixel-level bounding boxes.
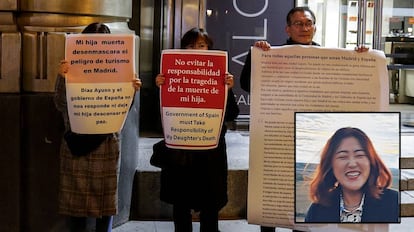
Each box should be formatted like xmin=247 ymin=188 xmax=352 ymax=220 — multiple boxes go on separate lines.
xmin=0 ymin=0 xmax=134 ymax=93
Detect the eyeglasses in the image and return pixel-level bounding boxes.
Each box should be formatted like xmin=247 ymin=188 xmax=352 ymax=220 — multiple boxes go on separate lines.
xmin=290 ymin=21 xmax=314 ymax=28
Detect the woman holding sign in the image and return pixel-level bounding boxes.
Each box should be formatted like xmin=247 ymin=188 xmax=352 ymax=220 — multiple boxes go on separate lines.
xmin=55 ymin=23 xmax=141 ymax=232
xmin=153 ymin=27 xmax=239 ymax=232
xmin=304 ymin=127 xmax=399 ymax=223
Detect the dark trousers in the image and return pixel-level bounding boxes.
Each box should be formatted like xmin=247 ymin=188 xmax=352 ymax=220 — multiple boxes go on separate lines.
xmin=69 ymin=216 xmax=113 ymax=232
xmin=173 ymin=205 xmax=219 ymax=232
xmin=260 ymin=226 xmax=275 ymax=232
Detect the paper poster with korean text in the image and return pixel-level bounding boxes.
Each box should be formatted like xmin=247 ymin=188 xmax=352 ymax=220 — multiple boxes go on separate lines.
xmin=160 ymin=49 xmax=228 ymax=150
xmin=65 ymin=34 xmax=136 ymax=134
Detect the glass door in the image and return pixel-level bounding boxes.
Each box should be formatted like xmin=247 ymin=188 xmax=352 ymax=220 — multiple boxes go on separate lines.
xmin=382 ymin=0 xmax=414 ymax=105
xmin=295 ymin=0 xmax=376 ymax=48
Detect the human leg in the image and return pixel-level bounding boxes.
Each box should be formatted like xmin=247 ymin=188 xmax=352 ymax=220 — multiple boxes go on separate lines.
xmin=199 ymin=208 xmax=219 ymax=232
xmin=69 ymin=216 xmax=87 ymax=232
xmin=260 ymin=226 xmax=275 ymax=232
xmin=96 ymin=216 xmax=113 ymax=232
xmin=173 ymin=204 xmax=192 ymax=232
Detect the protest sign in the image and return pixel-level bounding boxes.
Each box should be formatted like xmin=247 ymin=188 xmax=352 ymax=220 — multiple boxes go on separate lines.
xmin=160 ymin=49 xmax=228 ymax=149
xmin=65 ymin=34 xmax=136 ymax=134
xmin=247 ymin=45 xmax=389 ymax=231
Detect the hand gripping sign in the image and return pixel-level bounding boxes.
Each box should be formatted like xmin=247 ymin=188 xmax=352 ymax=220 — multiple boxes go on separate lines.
xmin=65 ymin=34 xmax=136 ymax=134
xmin=160 ymin=49 xmax=228 ymax=150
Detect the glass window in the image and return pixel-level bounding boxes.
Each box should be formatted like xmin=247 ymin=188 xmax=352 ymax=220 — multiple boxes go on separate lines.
xmin=296 ymin=0 xmax=376 ymax=48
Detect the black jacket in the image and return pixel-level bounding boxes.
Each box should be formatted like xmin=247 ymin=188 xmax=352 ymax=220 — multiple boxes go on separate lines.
xmin=155 ymin=89 xmax=239 ymax=210
xmin=304 ymin=188 xmax=399 ymax=223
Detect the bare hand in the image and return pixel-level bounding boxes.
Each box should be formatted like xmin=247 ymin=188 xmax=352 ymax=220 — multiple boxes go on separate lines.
xmin=254 ymin=41 xmax=271 ymax=51
xmin=225 ymin=73 xmax=234 ymax=89
xmin=58 ymin=60 xmax=69 ymax=76
xmin=155 ymin=74 xmax=165 ymax=87
xmin=133 ymin=73 xmax=142 ymax=91
xmin=354 ymin=45 xmax=369 ymax=53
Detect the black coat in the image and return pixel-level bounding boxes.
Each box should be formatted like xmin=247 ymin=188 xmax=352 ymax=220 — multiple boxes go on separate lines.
xmin=154 ymin=89 xmax=239 ymax=210
xmin=304 ymin=188 xmax=399 ymax=223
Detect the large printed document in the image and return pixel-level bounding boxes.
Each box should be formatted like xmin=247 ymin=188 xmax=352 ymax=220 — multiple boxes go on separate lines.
xmin=247 ymin=45 xmax=389 ymax=231
xmin=65 ymin=34 xmax=136 ymax=134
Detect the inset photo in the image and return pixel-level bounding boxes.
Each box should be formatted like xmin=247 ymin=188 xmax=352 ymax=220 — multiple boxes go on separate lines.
xmin=294 ymin=112 xmax=400 ymax=223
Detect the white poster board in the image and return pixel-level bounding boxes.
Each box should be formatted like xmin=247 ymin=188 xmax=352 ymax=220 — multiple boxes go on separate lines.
xmin=65 ymin=34 xmax=136 ymax=134
xmin=247 ymin=45 xmax=390 ymax=231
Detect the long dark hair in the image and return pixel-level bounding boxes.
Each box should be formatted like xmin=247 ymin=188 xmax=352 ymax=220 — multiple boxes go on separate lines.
xmin=309 ymin=127 xmax=393 ymax=206
xmin=82 ymin=23 xmax=111 ymax=34
xmin=180 ymin=27 xmax=213 ymax=49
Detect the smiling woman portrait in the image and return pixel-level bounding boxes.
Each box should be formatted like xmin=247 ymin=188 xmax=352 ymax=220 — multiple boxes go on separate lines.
xmin=304 ymin=127 xmax=399 ymax=223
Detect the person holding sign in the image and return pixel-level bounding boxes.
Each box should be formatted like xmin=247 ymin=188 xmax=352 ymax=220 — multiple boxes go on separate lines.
xmin=240 ymin=6 xmax=369 ymax=232
xmin=240 ymin=6 xmax=319 ymax=93
xmin=54 ymin=22 xmax=141 ymax=232
xmin=305 ymin=127 xmax=399 ymax=223
xmin=240 ymin=7 xmax=319 ymax=232
xmin=153 ymin=27 xmax=239 ymax=232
